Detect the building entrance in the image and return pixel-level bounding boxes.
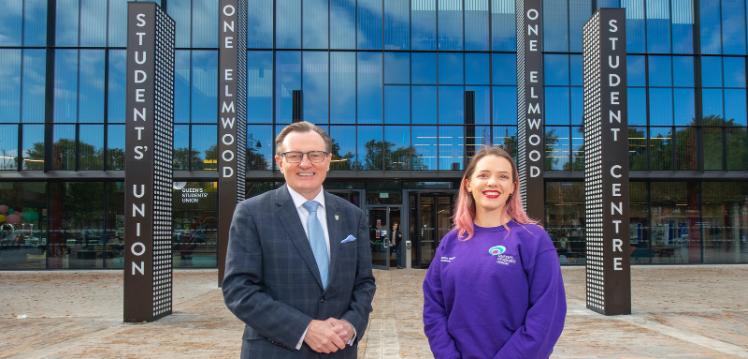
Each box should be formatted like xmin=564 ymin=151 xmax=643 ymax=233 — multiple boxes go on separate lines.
xmin=408 ymin=192 xmax=456 ymax=268
xmin=366 ymin=206 xmax=402 ymax=270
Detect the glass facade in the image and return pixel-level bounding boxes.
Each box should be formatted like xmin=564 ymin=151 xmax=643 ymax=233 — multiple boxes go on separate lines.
xmin=0 ymin=0 xmax=747 ymax=269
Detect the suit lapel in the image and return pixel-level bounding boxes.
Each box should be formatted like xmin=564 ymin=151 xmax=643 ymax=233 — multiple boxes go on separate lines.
xmin=274 ymin=186 xmax=324 ymax=289
xmin=324 ymin=192 xmax=344 ymax=287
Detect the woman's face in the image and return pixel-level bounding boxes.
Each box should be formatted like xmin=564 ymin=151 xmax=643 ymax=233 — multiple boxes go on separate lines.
xmin=465 ymin=155 xmax=516 ymax=214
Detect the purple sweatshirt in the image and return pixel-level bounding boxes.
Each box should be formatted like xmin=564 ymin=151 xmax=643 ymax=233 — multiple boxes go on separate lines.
xmin=423 ymin=221 xmax=566 ymax=359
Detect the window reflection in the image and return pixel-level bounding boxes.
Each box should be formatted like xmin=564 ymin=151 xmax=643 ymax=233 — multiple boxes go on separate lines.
xmin=79 ymin=124 xmax=103 ymax=170
xmin=723 ymin=57 xmax=746 ymax=88
xmin=108 ymin=50 xmax=126 ymax=123
xmin=0 ymin=49 xmax=21 ymax=122
xmin=304 ymin=0 xmax=328 ymax=49
xmin=545 ymin=126 xmax=570 ymax=171
xmin=191 ymin=51 xmax=217 ymax=123
xmin=672 ymin=56 xmax=694 ymax=87
xmin=648 ymin=56 xmax=672 ymax=87
xmin=168 ymin=0 xmax=191 ymax=47
xmin=174 ymin=124 xmax=190 ymax=170
xmin=721 ymin=0 xmax=746 ymax=54
xmin=358 ymin=0 xmax=383 ymax=49
xmin=330 ymin=52 xmax=356 ymax=124
xmin=247 ymin=0 xmax=273 ymax=48
xmin=413 ymin=125 xmax=437 ymax=170
xmin=22 ymin=124 xmax=44 ymax=170
xmin=545 ymin=54 xmax=569 ymax=86
xmin=357 ymin=53 xmax=383 ymax=123
xmin=543 ymin=0 xmax=568 ymax=52
xmin=438 ymin=53 xmax=463 ymax=84
xmin=649 ymin=88 xmax=673 ymax=126
xmin=674 ymin=126 xmax=697 ymax=170
xmin=21 ymin=49 xmax=46 ymax=123
xmin=623 ymin=0 xmax=645 ymax=52
xmin=672 ymin=0 xmax=693 ymax=53
xmin=107 ymin=124 xmax=125 ymax=170
xmin=438 ymin=126 xmax=464 ymax=170
xmin=78 ymin=50 xmax=105 ymax=123
xmin=412 ymin=0 xmax=437 ymax=50
xmin=491 ymin=0 xmax=515 ymax=51
xmin=544 ymin=182 xmax=585 ymax=264
xmin=0 ymin=182 xmax=48 ymax=269
xmin=303 ymin=52 xmax=329 ymax=124
xmin=0 ymin=125 xmax=18 ymax=170
xmin=703 ymin=126 xmax=724 ymax=170
xmin=0 ymin=1 xmax=22 ymax=46
xmin=491 ymin=54 xmax=515 ymax=85
xmin=384 ymin=126 xmax=413 ymax=170
xmin=465 ymin=53 xmax=489 ymax=85
xmin=175 ymin=51 xmax=191 ymax=123
xmin=700 ymin=0 xmax=721 ymax=54
xmin=492 ymin=86 xmax=516 ymax=125
xmin=384 ymin=52 xmax=410 ymax=84
xmin=247 ymin=51 xmax=273 ymax=123
xmin=546 ymin=87 xmax=570 ymax=125
xmin=247 ymin=125 xmax=272 ymax=170
xmin=384 ymin=0 xmax=409 ymax=50
xmin=649 ymin=182 xmax=698 ymax=264
xmin=646 ymin=0 xmax=670 ymax=53
xmin=173 ymin=181 xmax=217 ymax=268
xmin=192 ymin=0 xmax=218 ymax=48
xmin=276 ymin=51 xmax=301 ymax=124
xmin=465 ymin=0 xmax=488 ymax=50
xmin=438 ymin=0 xmax=463 ymax=50
xmin=80 ymin=0 xmax=107 ymax=47
xmin=53 ymin=125 xmax=76 ymax=170
xmin=649 ymin=126 xmax=674 ymax=170
xmin=358 ymin=126 xmax=383 ymax=170
xmin=329 ymin=125 xmax=356 ymax=170
xmin=438 ymin=86 xmax=464 ymax=124
xmin=191 ymin=125 xmax=217 ymax=171
xmin=331 ymin=0 xmax=356 ymax=49
xmin=54 ymin=50 xmax=77 ymax=123
xmin=467 ymin=86 xmax=490 ymax=125
xmin=412 ymin=53 xmax=437 ymax=84
xmin=384 ymin=86 xmax=410 ymax=124
xmin=412 ymin=86 xmax=437 ymax=124
xmin=56 ymin=0 xmax=79 ymax=46
xmin=628 ymin=126 xmax=647 ymax=170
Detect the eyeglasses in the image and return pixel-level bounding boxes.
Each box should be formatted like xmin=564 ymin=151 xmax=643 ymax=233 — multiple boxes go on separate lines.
xmin=280 ymin=151 xmax=330 ymax=164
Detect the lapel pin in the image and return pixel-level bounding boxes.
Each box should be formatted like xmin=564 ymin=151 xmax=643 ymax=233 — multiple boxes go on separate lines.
xmin=334 ymin=214 xmax=340 ymax=221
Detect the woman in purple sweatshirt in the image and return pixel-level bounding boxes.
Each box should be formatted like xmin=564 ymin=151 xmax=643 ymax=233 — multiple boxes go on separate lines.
xmin=423 ymin=146 xmax=566 ymax=359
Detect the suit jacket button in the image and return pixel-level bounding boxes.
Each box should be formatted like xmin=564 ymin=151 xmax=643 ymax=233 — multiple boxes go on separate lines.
xmin=320 ymin=297 xmax=325 ymax=303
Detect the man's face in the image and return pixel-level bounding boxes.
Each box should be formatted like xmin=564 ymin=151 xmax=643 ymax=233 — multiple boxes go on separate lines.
xmin=275 ymin=131 xmax=331 ymax=199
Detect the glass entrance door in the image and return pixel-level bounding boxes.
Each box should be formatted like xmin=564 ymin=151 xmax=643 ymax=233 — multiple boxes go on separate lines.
xmin=367 ymin=206 xmax=401 ymax=269
xmin=410 ymin=193 xmax=455 ymax=268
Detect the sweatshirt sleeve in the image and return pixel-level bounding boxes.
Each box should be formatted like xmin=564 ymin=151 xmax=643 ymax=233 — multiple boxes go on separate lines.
xmin=422 ymin=243 xmax=461 ymax=359
xmin=493 ymin=236 xmax=567 ymax=359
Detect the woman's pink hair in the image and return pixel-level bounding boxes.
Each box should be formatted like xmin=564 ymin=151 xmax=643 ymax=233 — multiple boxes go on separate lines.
xmin=453 ymin=146 xmax=538 ymax=240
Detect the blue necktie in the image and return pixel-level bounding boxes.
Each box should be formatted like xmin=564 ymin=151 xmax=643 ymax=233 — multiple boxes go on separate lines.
xmin=302 ymin=200 xmax=329 ymax=289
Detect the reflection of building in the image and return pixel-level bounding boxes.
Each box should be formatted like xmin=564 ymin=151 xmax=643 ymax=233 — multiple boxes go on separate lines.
xmin=1 ymin=0 xmax=747 ymax=269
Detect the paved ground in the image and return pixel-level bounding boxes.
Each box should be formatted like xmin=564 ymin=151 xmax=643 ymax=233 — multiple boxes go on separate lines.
xmin=1 ymin=266 xmax=747 ymax=358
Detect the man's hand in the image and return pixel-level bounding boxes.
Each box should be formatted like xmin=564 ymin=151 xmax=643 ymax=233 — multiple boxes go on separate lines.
xmin=326 ymin=318 xmax=355 ymax=343
xmin=303 ymin=320 xmax=347 ymax=354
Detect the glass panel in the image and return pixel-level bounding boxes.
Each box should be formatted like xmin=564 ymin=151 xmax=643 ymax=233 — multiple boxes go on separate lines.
xmin=649 ymin=127 xmax=673 ymax=170
xmin=413 ymin=125 xmax=437 ymax=170
xmin=491 ymin=0 xmax=515 ymax=51
xmin=107 ymin=124 xmax=124 ymax=170
xmin=330 ymin=52 xmax=356 ymax=123
xmin=246 ymin=125 xmax=272 ymax=170
xmin=22 ymin=124 xmax=44 ymax=170
xmin=672 ymin=56 xmax=694 ymax=87
xmin=545 ymin=54 xmax=569 ymax=86
xmin=384 ymin=0 xmax=410 ymax=50
xmin=546 ymin=87 xmax=570 ymax=125
xmin=358 ymin=0 xmax=383 ymax=49
xmin=412 ymin=52 xmax=437 ymax=84
xmin=623 ymin=0 xmax=645 ymax=52
xmin=331 ymin=0 xmax=356 ymax=49
xmin=628 ymin=126 xmax=647 ymax=170
xmin=54 ymin=50 xmax=77 ymax=123
xmin=701 ymin=88 xmax=724 ymax=118
xmin=358 ymin=125 xmax=382 ymax=170
xmin=545 ymin=126 xmax=570 ymax=171
xmin=368 ymin=208 xmax=389 ymax=267
xmin=384 ymin=52 xmax=410 ymax=84
xmin=108 ymin=0 xmax=127 ymax=47
xmin=627 ymin=55 xmax=646 ymax=86
xmin=0 ymin=182 xmax=47 ymax=269
xmin=723 ymin=57 xmax=746 ymax=87
xmin=703 ymin=127 xmax=724 ymax=170
xmin=384 ymin=126 xmax=412 ymax=169
xmin=78 ymin=50 xmax=105 ymax=123
xmin=412 ymin=86 xmax=437 ymax=124
xmin=465 ymin=0 xmax=488 ymax=50
xmin=23 ymin=0 xmax=47 ymax=46
xmin=0 ymin=0 xmax=22 ymax=46
xmin=107 ymin=50 xmax=126 ymax=123
xmin=357 ymin=53 xmax=383 ymax=124
xmin=173 ymin=182 xmax=218 ymax=268
xmin=303 ymin=0 xmax=328 ymax=48
xmin=191 ymin=51 xmax=217 ymax=123
xmin=104 ymin=182 xmax=124 ymax=269
xmin=701 ymin=182 xmax=748 ymax=263
xmin=191 ymin=125 xmax=217 ymax=171
xmin=628 ymin=87 xmax=646 ymax=126
xmin=438 ymin=53 xmax=463 ymax=85
xmin=175 ymin=50 xmax=190 ymax=123
xmin=700 ymin=0 xmax=721 ymax=54
xmin=649 ymin=88 xmax=673 ymax=126
xmin=438 ymin=126 xmax=464 ymax=170
xmin=571 ymin=126 xmax=584 ymax=170
xmin=0 ymin=124 xmax=18 ymax=170
xmin=467 ymin=86 xmax=490 ymax=125
xmin=465 ymin=53 xmax=489 ymax=85
xmin=724 ymin=89 xmax=747 ymax=125
xmin=570 ymin=55 xmax=583 ymax=86
xmin=649 ymin=182 xmax=696 ymax=264
xmin=722 ymin=0 xmax=746 ymax=54
xmin=725 ymin=127 xmax=748 ymax=170
xmin=247 ymin=0 xmax=273 ymax=48
xmin=545 ymin=182 xmax=585 ymax=264
xmin=192 ymin=0 xmax=218 ymax=48
xmin=646 ymin=0 xmax=670 ymax=53
xmin=701 ymin=56 xmax=722 ymax=87
xmin=329 ymin=125 xmax=356 ymax=170
xmin=302 ymin=52 xmax=329 ymax=124
xmin=384 ymin=86 xmax=410 ymax=124
xmin=0 ymin=49 xmax=21 ymax=122
xmin=56 ymin=0 xmax=79 ymax=46
xmin=491 ymin=53 xmax=515 ymax=85
xmin=673 ymin=88 xmax=696 ymax=126
xmin=168 ymin=0 xmax=191 ymax=47
xmin=276 ymin=0 xmax=301 ymax=48
xmin=674 ymin=126 xmax=697 ymax=170
xmin=671 ymin=0 xmax=693 ymax=53
xmin=648 ymin=55 xmax=672 ymax=86
xmin=543 ymin=0 xmax=568 ymax=52
xmin=438 ymin=0 xmax=462 ymax=50
xmin=412 ymin=0 xmax=437 ymax=50
xmin=80 ymin=0 xmax=107 ymax=46
xmin=79 ymin=124 xmax=103 ymax=170
xmin=438 ymin=86 xmax=464 ymax=124
xmin=247 ymin=51 xmax=273 ymax=123
xmin=492 ymin=86 xmax=516 ymax=125
xmin=629 ymin=181 xmax=649 ymax=264
xmin=174 ymin=124 xmax=190 ymax=170
xmin=53 ymin=124 xmax=76 ymax=170
xmin=276 ymin=51 xmax=301 ymax=124
xmin=569 ymin=0 xmax=591 ymax=52
xmin=570 ymin=87 xmax=583 ymax=125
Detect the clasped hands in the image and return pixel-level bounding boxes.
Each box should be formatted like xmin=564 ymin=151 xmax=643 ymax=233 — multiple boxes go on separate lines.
xmin=303 ymin=318 xmax=354 ymax=354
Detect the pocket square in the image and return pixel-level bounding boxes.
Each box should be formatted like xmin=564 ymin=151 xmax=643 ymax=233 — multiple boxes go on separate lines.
xmin=341 ymin=234 xmax=357 ymax=244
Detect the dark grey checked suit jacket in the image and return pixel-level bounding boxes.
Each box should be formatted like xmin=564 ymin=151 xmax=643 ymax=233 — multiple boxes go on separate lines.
xmin=223 ymin=186 xmax=376 ymax=359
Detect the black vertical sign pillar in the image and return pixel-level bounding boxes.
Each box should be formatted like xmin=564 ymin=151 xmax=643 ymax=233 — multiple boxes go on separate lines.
xmin=516 ymin=0 xmax=545 ymax=224
xmin=582 ymin=8 xmax=631 ymax=316
xmin=124 ymin=3 xmax=175 ymax=322
xmin=218 ymin=0 xmax=247 ymax=286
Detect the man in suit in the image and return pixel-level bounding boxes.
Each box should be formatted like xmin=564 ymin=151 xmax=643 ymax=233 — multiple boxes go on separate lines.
xmin=223 ymin=121 xmax=376 ymax=358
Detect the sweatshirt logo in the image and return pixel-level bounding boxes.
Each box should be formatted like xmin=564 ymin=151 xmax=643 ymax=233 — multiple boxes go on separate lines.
xmin=488 ymin=245 xmax=506 ymax=256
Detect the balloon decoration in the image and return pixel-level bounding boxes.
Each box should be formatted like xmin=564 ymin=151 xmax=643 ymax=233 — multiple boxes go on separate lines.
xmin=0 ymin=205 xmax=7 ymax=214
xmin=0 ymin=214 xmax=5 ymax=223
xmin=6 ymin=213 xmax=21 ymax=225
xmin=22 ymin=210 xmax=39 ymax=223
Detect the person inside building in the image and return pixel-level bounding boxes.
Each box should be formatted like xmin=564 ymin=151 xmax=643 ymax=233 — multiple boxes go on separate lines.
xmin=390 ymin=222 xmax=403 ymax=268
xmin=223 ymin=121 xmax=376 ymax=358
xmin=422 ymin=146 xmax=567 ymax=358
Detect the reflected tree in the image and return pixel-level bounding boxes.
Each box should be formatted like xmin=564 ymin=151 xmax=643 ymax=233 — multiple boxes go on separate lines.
xmin=359 ymin=139 xmax=423 ymax=170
